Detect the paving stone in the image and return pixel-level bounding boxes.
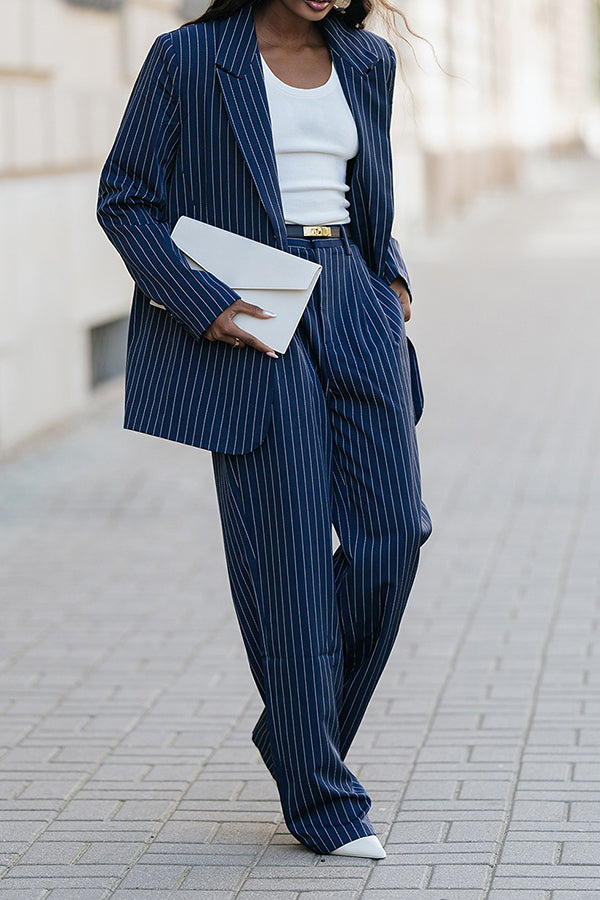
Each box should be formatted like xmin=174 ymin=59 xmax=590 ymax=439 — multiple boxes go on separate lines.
xmin=386 ymin=821 xmax=446 ymax=843
xmin=51 ymin=800 xmax=121 ymax=821
xmin=458 ymin=781 xmax=512 ymax=801
xmin=494 ymin=864 xmax=600 ymax=878
xmin=498 ymin=840 xmax=557 ymax=863
xmin=509 ymin=800 xmax=567 ymax=821
xmin=117 ymin=864 xmax=189 ymax=889
xmin=235 ymin=893 xmax=297 ymax=900
xmin=109 ymin=893 xmax=234 ymax=899
xmin=37 ymin=825 xmax=157 ymax=839
xmin=560 ymin=840 xmax=600 ymax=864
xmin=77 ymin=841 xmax=147 ymax=863
xmin=493 ymin=876 xmax=600 ymax=890
xmin=1 ymin=877 xmax=120 ymax=889
xmin=519 ymin=762 xmax=571 ymax=780
xmin=361 ymin=893 xmax=482 ymax=900
xmin=0 ymin=823 xmax=49 ymax=843
xmin=427 ymin=864 xmax=492 ymax=889
xmin=403 ymin=781 xmax=458 ymax=801
xmin=240 ymin=878 xmax=363 ymax=891
xmin=181 ymin=865 xmax=251 ymax=889
xmin=0 ymin=891 xmax=51 ymax=900
xmin=211 ymin=822 xmax=278 ymax=844
xmin=112 ymin=799 xmax=177 ymax=821
xmin=486 ymin=893 xmax=548 ymax=899
xmin=144 ymin=852 xmax=258 ymax=868
xmin=567 ymin=801 xmax=600 ymax=822
xmin=363 ymin=865 xmax=428 ymax=889
xmin=46 ymin=892 xmax=108 ymax=899
xmin=297 ymin=893 xmax=358 ymax=900
xmin=446 ymin=820 xmax=502 ymax=843
xmin=384 ymin=843 xmax=494 ymax=863
xmin=248 ymin=848 xmax=313 ymax=868
xmin=550 ymin=894 xmax=600 ymax=900
xmin=13 ymin=842 xmax=86 ymax=864
xmin=572 ymin=763 xmax=600 ymax=780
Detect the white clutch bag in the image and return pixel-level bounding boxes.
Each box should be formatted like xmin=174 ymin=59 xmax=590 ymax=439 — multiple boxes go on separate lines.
xmin=150 ymin=216 xmax=323 ymax=354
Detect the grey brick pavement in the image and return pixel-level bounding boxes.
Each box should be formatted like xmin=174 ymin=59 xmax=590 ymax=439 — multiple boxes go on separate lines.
xmin=1 ymin=154 xmax=599 ymax=899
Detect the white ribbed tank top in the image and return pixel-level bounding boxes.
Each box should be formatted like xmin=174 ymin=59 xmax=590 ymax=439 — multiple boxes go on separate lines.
xmin=260 ymin=53 xmax=359 ymax=226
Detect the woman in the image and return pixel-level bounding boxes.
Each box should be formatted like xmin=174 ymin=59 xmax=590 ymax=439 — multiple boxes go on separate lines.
xmin=97 ymin=0 xmax=432 ymax=860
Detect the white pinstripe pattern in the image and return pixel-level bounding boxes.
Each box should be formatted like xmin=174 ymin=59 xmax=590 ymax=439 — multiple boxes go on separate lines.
xmin=212 ymin=234 xmax=432 ymax=854
xmin=96 ymin=4 xmax=413 ymax=454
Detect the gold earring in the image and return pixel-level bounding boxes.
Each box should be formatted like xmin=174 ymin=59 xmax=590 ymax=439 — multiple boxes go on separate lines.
xmin=333 ymin=0 xmax=351 ymax=9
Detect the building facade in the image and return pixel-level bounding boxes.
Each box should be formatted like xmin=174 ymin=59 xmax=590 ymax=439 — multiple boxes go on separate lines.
xmin=0 ymin=0 xmax=597 ymax=451
xmin=388 ymin=0 xmax=598 ymax=223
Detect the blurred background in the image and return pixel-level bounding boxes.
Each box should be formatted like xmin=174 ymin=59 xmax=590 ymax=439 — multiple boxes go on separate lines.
xmin=0 ymin=0 xmax=598 ymax=454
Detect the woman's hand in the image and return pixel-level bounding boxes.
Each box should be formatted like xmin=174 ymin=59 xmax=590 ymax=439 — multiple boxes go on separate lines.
xmin=389 ymin=278 xmax=411 ymax=322
xmin=203 ymin=298 xmax=278 ymax=357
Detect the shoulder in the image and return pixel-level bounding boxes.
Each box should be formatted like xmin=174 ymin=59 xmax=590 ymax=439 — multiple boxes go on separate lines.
xmin=358 ymin=27 xmax=395 ymax=61
xmin=360 ymin=27 xmax=396 ymax=79
xmin=148 ymin=19 xmax=221 ymax=65
xmin=360 ymin=29 xmax=397 ymax=94
xmin=334 ymin=21 xmax=395 ymax=77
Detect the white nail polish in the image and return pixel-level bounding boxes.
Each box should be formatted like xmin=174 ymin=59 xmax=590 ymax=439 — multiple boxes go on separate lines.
xmin=263 ymin=310 xmax=277 ymax=317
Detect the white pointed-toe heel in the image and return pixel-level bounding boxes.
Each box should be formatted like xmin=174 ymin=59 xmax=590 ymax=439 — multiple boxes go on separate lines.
xmin=330 ymin=834 xmax=386 ymax=859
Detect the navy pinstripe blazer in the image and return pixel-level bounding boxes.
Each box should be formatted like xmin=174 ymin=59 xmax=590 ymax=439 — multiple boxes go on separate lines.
xmin=97 ymin=3 xmax=415 ymax=454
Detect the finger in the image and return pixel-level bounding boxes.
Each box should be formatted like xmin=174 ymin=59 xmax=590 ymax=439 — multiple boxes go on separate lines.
xmin=228 ymin=324 xmax=278 ymax=357
xmin=210 ymin=328 xmax=244 ymax=347
xmin=232 ymin=300 xmax=277 ymax=319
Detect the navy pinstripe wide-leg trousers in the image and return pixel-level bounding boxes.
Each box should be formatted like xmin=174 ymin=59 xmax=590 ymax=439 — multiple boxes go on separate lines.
xmin=211 ymin=228 xmax=432 ymax=855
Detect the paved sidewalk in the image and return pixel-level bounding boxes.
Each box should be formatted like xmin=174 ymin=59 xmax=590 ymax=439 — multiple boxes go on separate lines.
xmin=1 ymin=154 xmax=599 ymax=900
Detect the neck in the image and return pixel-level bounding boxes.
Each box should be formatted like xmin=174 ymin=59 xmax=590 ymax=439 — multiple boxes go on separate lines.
xmin=252 ymin=1 xmax=324 ymax=48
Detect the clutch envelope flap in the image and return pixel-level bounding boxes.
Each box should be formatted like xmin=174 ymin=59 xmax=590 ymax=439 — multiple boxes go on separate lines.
xmin=171 ymin=216 xmax=319 ymax=291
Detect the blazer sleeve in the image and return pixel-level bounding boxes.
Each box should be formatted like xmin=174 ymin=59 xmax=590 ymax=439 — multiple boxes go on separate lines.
xmin=96 ymin=33 xmax=241 ymax=340
xmin=381 ymin=41 xmax=413 ymax=302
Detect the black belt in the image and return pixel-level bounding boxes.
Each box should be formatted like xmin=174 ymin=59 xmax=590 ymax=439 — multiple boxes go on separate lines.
xmin=285 ymin=223 xmax=351 ymax=239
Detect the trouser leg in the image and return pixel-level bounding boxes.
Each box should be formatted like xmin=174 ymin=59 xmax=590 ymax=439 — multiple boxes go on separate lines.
xmin=329 ymin=373 xmax=431 ymax=759
xmin=326 ymin=242 xmax=433 ymax=757
xmin=252 ymin=241 xmax=432 ymax=769
xmin=211 ymin=332 xmax=375 ymax=855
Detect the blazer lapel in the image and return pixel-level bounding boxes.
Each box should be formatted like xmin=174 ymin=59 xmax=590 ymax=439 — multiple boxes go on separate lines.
xmin=215 ymin=6 xmax=386 ymax=264
xmin=215 ymin=5 xmax=289 ymax=250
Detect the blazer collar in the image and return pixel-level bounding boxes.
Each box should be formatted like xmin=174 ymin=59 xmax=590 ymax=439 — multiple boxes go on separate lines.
xmin=215 ymin=3 xmax=381 ymax=78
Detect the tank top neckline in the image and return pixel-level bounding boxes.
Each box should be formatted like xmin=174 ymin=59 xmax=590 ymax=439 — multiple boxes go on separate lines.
xmin=259 ymin=52 xmax=336 ymax=96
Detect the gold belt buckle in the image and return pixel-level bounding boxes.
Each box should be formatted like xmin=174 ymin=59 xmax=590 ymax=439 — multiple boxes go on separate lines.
xmin=303 ymin=225 xmax=332 ymax=237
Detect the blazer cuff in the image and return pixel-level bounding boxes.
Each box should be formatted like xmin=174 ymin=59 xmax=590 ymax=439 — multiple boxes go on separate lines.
xmin=384 ymin=235 xmax=412 ymax=302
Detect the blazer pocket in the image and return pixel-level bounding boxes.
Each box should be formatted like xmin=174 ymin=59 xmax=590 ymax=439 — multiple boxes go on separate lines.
xmin=406 ymin=335 xmax=425 ymax=425
xmin=367 ymin=270 xmax=405 ymax=346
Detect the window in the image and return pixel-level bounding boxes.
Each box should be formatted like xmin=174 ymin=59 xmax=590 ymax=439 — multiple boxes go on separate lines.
xmin=89 ymin=317 xmax=128 ymax=388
